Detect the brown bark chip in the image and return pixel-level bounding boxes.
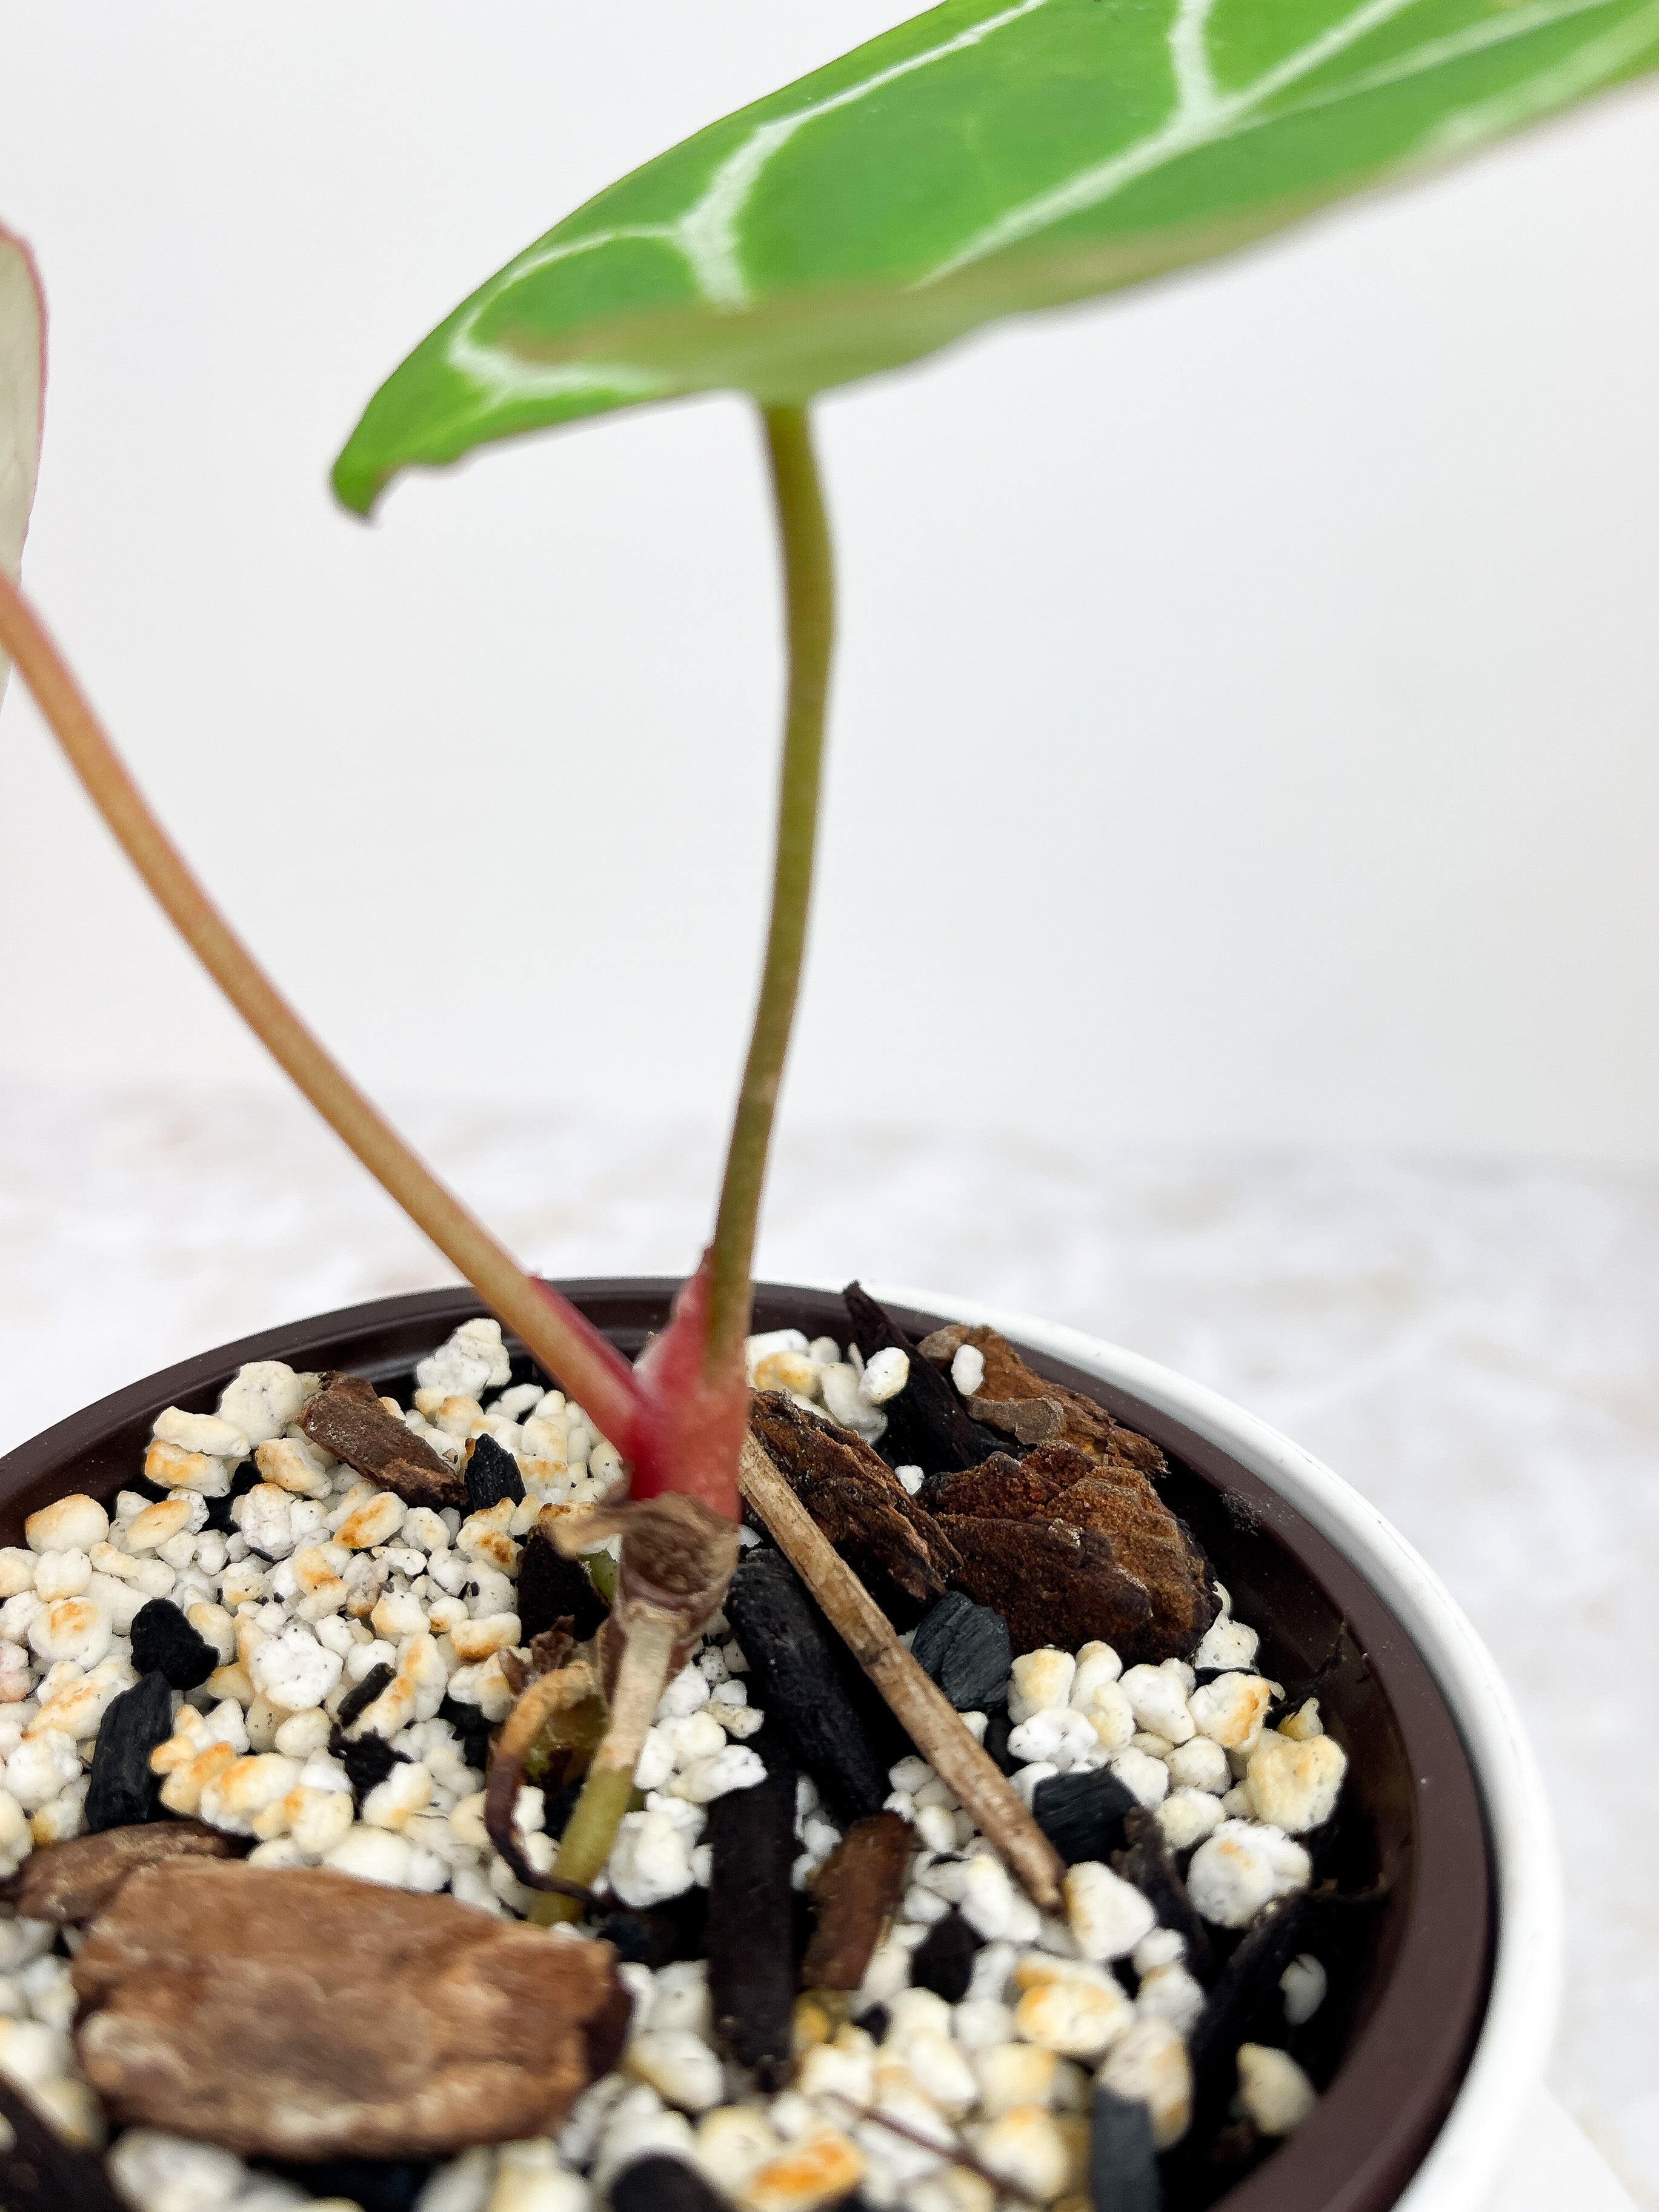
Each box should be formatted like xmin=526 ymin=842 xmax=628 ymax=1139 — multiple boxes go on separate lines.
xmin=1043 ymin=1467 xmax=1217 ymax=1655
xmin=2 ymin=1821 xmax=239 ymax=1925
xmin=940 ymin=1516 xmax=1157 ymax=1661
xmin=751 ymin=1392 xmax=961 ymax=1613
xmin=71 ymin=1861 xmax=628 ymax=2159
xmin=801 ymin=1812 xmax=914 ymax=1991
xmin=925 ymin=1450 xmax=1082 ymax=1523
xmin=298 ymin=1372 xmax=466 ymax=1512
xmin=928 ymin=1433 xmax=1216 ymax=1659
xmin=918 ymin=1326 xmax=1168 ymax=1477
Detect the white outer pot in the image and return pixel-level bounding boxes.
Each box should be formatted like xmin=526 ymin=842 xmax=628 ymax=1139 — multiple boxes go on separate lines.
xmin=874 ymin=1285 xmax=1566 ymax=2212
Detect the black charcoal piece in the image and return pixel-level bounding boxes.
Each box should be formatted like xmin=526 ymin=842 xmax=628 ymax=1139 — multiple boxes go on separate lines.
xmin=1032 ymin=1769 xmax=1139 ymax=1868
xmin=436 ymin=1693 xmax=493 ymax=1775
xmin=909 ymin=1908 xmax=980 ymax=2002
xmin=1089 ymin=2085 xmax=1162 ymax=2212
xmin=129 ymin=1598 xmax=218 ymax=1691
xmin=341 ymin=1734 xmax=405 ymax=1810
xmin=791 ymin=1884 xmax=819 ymax=1971
xmin=595 ymin=1912 xmax=657 ymax=1965
xmin=465 ymin=1431 xmax=525 ymax=1513
xmin=1177 ymin=1894 xmax=1311 ymax=2165
xmin=0 ymin=2075 xmax=127 ymax=2210
xmin=726 ymin=1551 xmax=888 ymax=1822
xmin=260 ymin=2161 xmax=430 ymax=2212
xmin=1286 ymin=1885 xmax=1383 ymax=2061
xmin=1280 ymin=1645 xmax=1348 ymax=1722
xmin=205 ymin=1458 xmax=262 ymax=1535
xmin=656 ymin=1883 xmax=712 ymax=1965
xmin=983 ymin=1705 xmax=1019 ymax=1774
xmin=84 ymin=1672 xmax=173 ymax=1833
xmin=705 ymin=1739 xmax=797 ymax=2085
xmin=543 ymin=1774 xmax=584 ymax=1840
xmin=336 ymin=1663 xmax=396 ymax=1733
xmin=1111 ymin=1809 xmax=1215 ymax=1982
xmin=612 ymin=2155 xmax=729 ymax=2212
xmin=517 ymin=1528 xmax=608 ymax=1643
xmin=588 ymin=1899 xmax=708 ymax=1971
xmin=910 ymin=1592 xmax=1012 ymax=1712
xmin=1190 ymin=1894 xmax=1309 ymax=2072
xmin=843 ymin=1281 xmax=1008 ymax=1473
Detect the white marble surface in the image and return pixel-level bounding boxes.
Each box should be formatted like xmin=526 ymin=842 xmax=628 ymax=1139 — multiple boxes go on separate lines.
xmin=1492 ymin=2094 xmax=1637 ymax=2212
xmin=2 ymin=1083 xmax=1655 ymax=2203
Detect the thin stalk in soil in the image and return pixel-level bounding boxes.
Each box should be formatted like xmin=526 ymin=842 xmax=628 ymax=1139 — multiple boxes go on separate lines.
xmin=534 ymin=1611 xmax=678 ymax=1926
xmin=705 ymin=403 xmax=835 ymax=1375
xmin=0 ymin=572 xmax=638 ymax=1449
xmin=541 ymin=401 xmax=837 ymax=1908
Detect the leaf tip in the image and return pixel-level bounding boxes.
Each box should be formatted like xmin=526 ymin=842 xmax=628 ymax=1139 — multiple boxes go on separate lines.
xmin=329 ymin=441 xmax=388 ymax=520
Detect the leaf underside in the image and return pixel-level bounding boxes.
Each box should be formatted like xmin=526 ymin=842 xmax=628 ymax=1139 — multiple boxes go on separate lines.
xmin=0 ymin=227 xmax=45 ymax=702
xmin=334 ymin=0 xmax=1659 ymax=511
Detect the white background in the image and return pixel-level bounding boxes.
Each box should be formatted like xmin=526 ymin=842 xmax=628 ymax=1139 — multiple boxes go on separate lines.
xmin=0 ymin=2 xmax=1656 ymax=1164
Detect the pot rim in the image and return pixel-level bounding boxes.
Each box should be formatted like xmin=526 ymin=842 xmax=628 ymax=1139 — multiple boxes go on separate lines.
xmin=876 ymin=1281 xmax=1561 ymax=2212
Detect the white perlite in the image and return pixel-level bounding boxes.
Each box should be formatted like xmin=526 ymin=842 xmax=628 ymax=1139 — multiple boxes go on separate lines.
xmin=1245 ymin=1730 xmax=1347 ymax=1833
xmin=950 ymin=1344 xmax=986 ymax=1398
xmin=1065 ymin=1862 xmax=1158 ymax=1961
xmin=1280 ymin=1953 xmax=1329 ymax=2026
xmin=1099 ymin=2016 xmax=1194 ymax=2149
xmin=1235 ymin=2044 xmax=1318 ymax=2134
xmin=1188 ymin=1821 xmax=1311 ymax=1928
xmin=858 ymin=1347 xmax=910 ymax=1404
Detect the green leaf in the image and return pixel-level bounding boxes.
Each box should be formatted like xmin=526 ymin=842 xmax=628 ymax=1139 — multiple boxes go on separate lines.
xmin=0 ymin=224 xmax=45 ymax=706
xmin=334 ymin=0 xmax=1659 ymax=512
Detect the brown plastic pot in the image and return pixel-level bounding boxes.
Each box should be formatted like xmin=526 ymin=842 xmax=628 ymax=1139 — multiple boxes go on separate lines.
xmin=0 ymin=1280 xmax=1501 ymax=2212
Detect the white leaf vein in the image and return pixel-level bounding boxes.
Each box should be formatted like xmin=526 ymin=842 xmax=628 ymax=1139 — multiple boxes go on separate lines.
xmin=1197 ymin=0 xmax=1648 ymax=153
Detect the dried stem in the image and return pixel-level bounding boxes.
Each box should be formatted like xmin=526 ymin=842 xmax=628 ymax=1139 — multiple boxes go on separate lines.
xmin=534 ymin=1610 xmax=679 ymax=1927
xmin=484 ymin=1656 xmax=607 ymax=1898
xmin=739 ymin=1432 xmax=1067 ymax=1914
xmin=531 ymin=1492 xmax=741 ymax=1921
xmin=0 ymin=573 xmax=640 ymax=1451
xmin=705 ymin=404 xmax=835 ymax=1373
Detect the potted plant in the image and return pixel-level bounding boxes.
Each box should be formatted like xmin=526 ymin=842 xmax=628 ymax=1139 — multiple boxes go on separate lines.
xmin=0 ymin=4 xmax=1647 ymax=2205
